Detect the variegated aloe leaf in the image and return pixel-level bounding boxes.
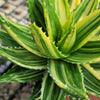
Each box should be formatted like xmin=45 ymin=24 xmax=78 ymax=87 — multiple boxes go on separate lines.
xmin=90 ymin=35 xmax=100 ymax=41
xmin=64 ymin=37 xmax=100 ymax=64
xmin=0 ymin=15 xmax=43 ymax=57
xmin=48 ymin=60 xmax=88 ymax=99
xmin=81 ymin=64 xmax=100 ymax=97
xmin=42 ymin=0 xmax=70 ymax=41
xmin=57 ymin=26 xmax=76 ymax=53
xmin=64 ymin=49 xmax=100 ymax=64
xmin=83 ymin=40 xmax=100 ymax=50
xmin=0 ymin=30 xmax=20 ymax=47
xmin=29 ymin=81 xmax=41 ymax=100
xmin=74 ymin=0 xmax=99 ymax=23
xmin=81 ymin=37 xmax=100 ymax=54
xmin=30 ymin=24 xmax=68 ymax=58
xmin=71 ymin=10 xmax=100 ymax=52
xmin=90 ymin=63 xmax=100 ymax=74
xmin=0 ymin=47 xmax=47 ymax=69
xmin=68 ymin=0 xmax=81 ymax=11
xmin=82 ymin=64 xmax=100 ymax=80
xmin=41 ymin=72 xmax=68 ymax=100
xmin=60 ymin=12 xmax=74 ymax=37
xmin=0 ymin=65 xmax=44 ymax=82
xmin=26 ymin=0 xmax=46 ymax=32
xmin=57 ymin=13 xmax=76 ymax=53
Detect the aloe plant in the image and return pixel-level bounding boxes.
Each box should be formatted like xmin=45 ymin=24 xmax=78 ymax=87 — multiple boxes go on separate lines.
xmin=0 ymin=0 xmax=100 ymax=99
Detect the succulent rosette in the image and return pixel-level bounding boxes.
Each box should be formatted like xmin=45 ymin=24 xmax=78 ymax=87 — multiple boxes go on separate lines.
xmin=0 ymin=0 xmax=100 ymax=100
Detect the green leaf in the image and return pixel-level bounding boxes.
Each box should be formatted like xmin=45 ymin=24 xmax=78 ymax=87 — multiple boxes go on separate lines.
xmin=90 ymin=63 xmax=100 ymax=72
xmin=26 ymin=0 xmax=46 ymax=31
xmin=74 ymin=0 xmax=99 ymax=23
xmin=83 ymin=40 xmax=100 ymax=49
xmin=57 ymin=13 xmax=76 ymax=53
xmin=42 ymin=0 xmax=70 ymax=41
xmin=0 ymin=15 xmax=42 ymax=56
xmin=30 ymin=24 xmax=67 ymax=59
xmin=61 ymin=12 xmax=74 ymax=36
xmin=82 ymin=64 xmax=100 ymax=80
xmin=80 ymin=39 xmax=100 ymax=54
xmin=42 ymin=1 xmax=61 ymax=42
xmin=81 ymin=65 xmax=100 ymax=97
xmin=57 ymin=26 xmax=76 ymax=53
xmin=0 ymin=65 xmax=44 ymax=82
xmin=0 ymin=47 xmax=47 ymax=69
xmin=65 ymin=38 xmax=100 ymax=64
xmin=68 ymin=0 xmax=81 ymax=11
xmin=0 ymin=30 xmax=20 ymax=47
xmin=29 ymin=81 xmax=41 ymax=100
xmin=41 ymin=72 xmax=67 ymax=100
xmin=71 ymin=10 xmax=100 ymax=52
xmin=64 ymin=49 xmax=100 ymax=64
xmin=90 ymin=36 xmax=100 ymax=41
xmin=48 ymin=60 xmax=88 ymax=99
xmin=53 ymin=0 xmax=70 ymax=25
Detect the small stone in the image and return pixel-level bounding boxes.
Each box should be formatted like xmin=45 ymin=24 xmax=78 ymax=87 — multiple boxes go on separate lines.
xmin=22 ymin=86 xmax=28 ymax=92
xmin=21 ymin=93 xmax=30 ymax=100
xmin=9 ymin=90 xmax=14 ymax=95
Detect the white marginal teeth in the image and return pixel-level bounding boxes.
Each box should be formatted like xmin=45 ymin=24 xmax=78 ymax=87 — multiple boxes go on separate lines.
xmin=40 ymin=27 xmax=42 ymax=30
xmin=8 ymin=27 xmax=11 ymax=29
xmin=44 ymin=32 xmax=46 ymax=35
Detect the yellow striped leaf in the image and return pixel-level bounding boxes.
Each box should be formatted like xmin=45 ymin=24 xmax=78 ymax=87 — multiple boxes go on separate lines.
xmin=81 ymin=64 xmax=100 ymax=97
xmin=70 ymin=0 xmax=81 ymax=11
xmin=54 ymin=0 xmax=70 ymax=25
xmin=0 ymin=15 xmax=43 ymax=57
xmin=26 ymin=0 xmax=46 ymax=31
xmin=74 ymin=0 xmax=99 ymax=23
xmin=0 ymin=47 xmax=47 ymax=69
xmin=57 ymin=27 xmax=76 ymax=53
xmin=71 ymin=10 xmax=100 ymax=52
xmin=42 ymin=0 xmax=70 ymax=41
xmin=64 ymin=39 xmax=100 ymax=64
xmin=0 ymin=30 xmax=20 ymax=47
xmin=82 ymin=64 xmax=100 ymax=80
xmin=41 ymin=72 xmax=68 ymax=100
xmin=0 ymin=65 xmax=44 ymax=82
xmin=30 ymin=24 xmax=67 ymax=59
xmin=64 ymin=49 xmax=100 ymax=64
xmin=48 ymin=60 xmax=88 ymax=99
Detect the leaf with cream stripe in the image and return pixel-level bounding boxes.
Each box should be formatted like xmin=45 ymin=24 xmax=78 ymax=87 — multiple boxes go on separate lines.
xmin=54 ymin=0 xmax=70 ymax=25
xmin=64 ymin=38 xmax=100 ymax=64
xmin=68 ymin=0 xmax=81 ymax=11
xmin=41 ymin=72 xmax=67 ymax=100
xmin=0 ymin=30 xmax=20 ymax=47
xmin=42 ymin=0 xmax=70 ymax=41
xmin=57 ymin=13 xmax=76 ymax=53
xmin=90 ymin=63 xmax=100 ymax=74
xmin=29 ymin=81 xmax=41 ymax=100
xmin=26 ymin=0 xmax=46 ymax=31
xmin=0 ymin=65 xmax=44 ymax=82
xmin=0 ymin=47 xmax=47 ymax=69
xmin=74 ymin=0 xmax=99 ymax=23
xmin=64 ymin=50 xmax=100 ymax=64
xmin=57 ymin=26 xmax=76 ymax=53
xmin=0 ymin=15 xmax=43 ymax=57
xmin=81 ymin=65 xmax=100 ymax=97
xmin=30 ymin=24 xmax=67 ymax=59
xmin=48 ymin=60 xmax=88 ymax=99
xmin=71 ymin=10 xmax=100 ymax=52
